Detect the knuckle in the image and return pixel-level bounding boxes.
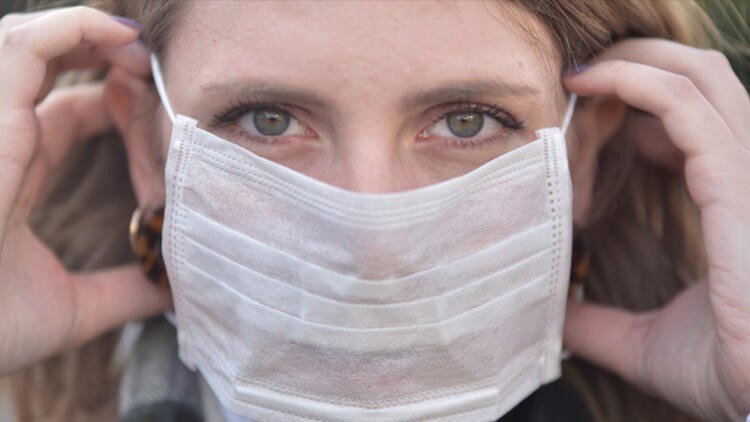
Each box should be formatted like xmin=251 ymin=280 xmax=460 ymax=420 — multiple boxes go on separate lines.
xmin=58 ymin=6 xmax=109 ymax=33
xmin=686 ymin=155 xmax=731 ymax=196
xmin=603 ymin=59 xmax=632 ymax=77
xmin=68 ymin=5 xmax=102 ymax=20
xmin=69 ymin=5 xmax=91 ymax=14
xmin=665 ymin=73 xmax=700 ymax=103
xmin=1 ymin=25 xmax=25 ymax=51
xmin=41 ymin=89 xmax=78 ymax=120
xmin=607 ymin=59 xmax=630 ymax=71
xmin=0 ymin=13 xmax=18 ymax=31
xmin=701 ymin=49 xmax=732 ymax=70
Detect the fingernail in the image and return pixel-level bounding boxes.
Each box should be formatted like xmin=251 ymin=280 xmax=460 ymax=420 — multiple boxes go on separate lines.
xmin=565 ymin=64 xmax=590 ymax=76
xmin=113 ymin=15 xmax=142 ymax=31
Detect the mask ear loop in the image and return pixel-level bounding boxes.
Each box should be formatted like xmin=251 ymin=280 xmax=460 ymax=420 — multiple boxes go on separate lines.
xmin=149 ymin=54 xmax=178 ymax=326
xmin=150 ymin=54 xmax=176 ymax=123
xmin=560 ymin=94 xmax=578 ymax=136
xmin=559 ymin=92 xmax=580 ymax=363
xmin=561 ymin=93 xmax=577 ymax=137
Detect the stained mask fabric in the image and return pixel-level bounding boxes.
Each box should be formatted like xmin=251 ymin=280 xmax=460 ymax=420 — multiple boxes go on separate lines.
xmin=151 ymin=55 xmax=576 ymax=422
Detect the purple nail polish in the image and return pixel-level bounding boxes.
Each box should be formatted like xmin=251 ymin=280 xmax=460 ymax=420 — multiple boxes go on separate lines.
xmin=565 ymin=64 xmax=590 ymax=76
xmin=113 ymin=15 xmax=142 ymax=31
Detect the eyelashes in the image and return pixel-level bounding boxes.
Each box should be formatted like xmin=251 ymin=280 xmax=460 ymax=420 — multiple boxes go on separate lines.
xmin=426 ymin=102 xmax=524 ymax=132
xmin=208 ymin=99 xmax=526 ymax=149
xmin=209 ymin=102 xmax=315 ymax=146
xmin=419 ymin=102 xmax=525 ymax=148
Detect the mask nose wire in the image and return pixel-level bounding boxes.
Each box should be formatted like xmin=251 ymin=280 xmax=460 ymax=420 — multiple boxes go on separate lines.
xmin=150 ymin=54 xmax=176 ymax=123
xmin=561 ymin=93 xmax=577 ymax=137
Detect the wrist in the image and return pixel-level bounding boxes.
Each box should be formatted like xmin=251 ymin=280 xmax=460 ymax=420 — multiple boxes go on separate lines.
xmin=712 ymin=342 xmax=750 ymax=422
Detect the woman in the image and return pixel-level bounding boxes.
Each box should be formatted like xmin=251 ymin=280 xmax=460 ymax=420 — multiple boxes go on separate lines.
xmin=0 ymin=1 xmax=748 ymax=421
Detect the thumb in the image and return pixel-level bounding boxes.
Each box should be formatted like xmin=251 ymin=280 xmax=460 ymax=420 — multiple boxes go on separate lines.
xmin=66 ymin=264 xmax=172 ymax=349
xmin=563 ymin=299 xmax=651 ymax=388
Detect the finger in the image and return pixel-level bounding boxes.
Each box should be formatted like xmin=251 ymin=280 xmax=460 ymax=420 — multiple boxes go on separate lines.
xmin=0 ymin=7 xmax=139 ymax=231
xmin=0 ymin=107 xmax=39 ymax=237
xmin=8 ymin=83 xmax=115 ymax=218
xmin=36 ymin=83 xmax=113 ymax=170
xmin=565 ymin=61 xmax=737 ymax=157
xmin=589 ymin=39 xmax=750 ymax=145
xmin=51 ymin=41 xmax=150 ymax=77
xmin=563 ymin=289 xmax=744 ymax=421
xmin=31 ymin=45 xmax=149 ymax=107
xmin=563 ymin=61 xmax=746 ymax=211
xmin=0 ymin=8 xmax=67 ymax=31
xmin=563 ymin=300 xmax=650 ymax=389
xmin=67 ymin=265 xmax=172 ymax=349
xmin=1 ymin=9 xmax=148 ymax=99
xmin=35 ymin=41 xmax=150 ymax=102
xmin=0 ymin=6 xmax=140 ymax=109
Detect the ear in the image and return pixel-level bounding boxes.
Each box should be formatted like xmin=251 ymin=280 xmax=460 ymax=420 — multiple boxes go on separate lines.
xmin=105 ymin=67 xmax=165 ymax=206
xmin=624 ymin=109 xmax=683 ymax=171
xmin=567 ymin=96 xmax=627 ymax=227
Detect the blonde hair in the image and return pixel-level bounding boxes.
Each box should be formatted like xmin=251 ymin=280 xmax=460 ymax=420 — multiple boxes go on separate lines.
xmin=8 ymin=0 xmax=729 ymax=420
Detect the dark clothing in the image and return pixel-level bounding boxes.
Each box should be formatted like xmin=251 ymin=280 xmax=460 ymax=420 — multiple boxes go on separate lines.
xmin=497 ymin=379 xmax=592 ymax=422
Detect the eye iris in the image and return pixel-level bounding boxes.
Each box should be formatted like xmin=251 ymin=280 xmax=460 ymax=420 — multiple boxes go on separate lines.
xmin=447 ymin=112 xmax=484 ymax=138
xmin=253 ymin=109 xmax=290 ymax=136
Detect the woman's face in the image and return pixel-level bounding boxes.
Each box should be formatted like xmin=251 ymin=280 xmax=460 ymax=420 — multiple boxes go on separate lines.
xmin=157 ymin=1 xmax=569 ymax=193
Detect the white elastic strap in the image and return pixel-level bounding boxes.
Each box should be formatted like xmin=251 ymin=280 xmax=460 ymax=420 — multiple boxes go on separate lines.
xmin=150 ymin=54 xmax=176 ymax=122
xmin=557 ymin=93 xmax=578 ymax=364
xmin=561 ymin=93 xmax=577 ymax=136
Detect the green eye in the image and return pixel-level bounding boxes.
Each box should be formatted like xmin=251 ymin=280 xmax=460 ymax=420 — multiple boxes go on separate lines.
xmin=253 ymin=108 xmax=291 ymax=136
xmin=446 ymin=112 xmax=484 ymax=138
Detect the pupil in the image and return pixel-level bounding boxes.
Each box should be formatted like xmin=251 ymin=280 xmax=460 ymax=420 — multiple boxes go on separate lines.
xmin=447 ymin=112 xmax=483 ymax=138
xmin=253 ymin=109 xmax=291 ymax=136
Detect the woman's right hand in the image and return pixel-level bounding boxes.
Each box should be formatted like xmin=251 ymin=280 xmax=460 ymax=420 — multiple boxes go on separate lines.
xmin=0 ymin=6 xmax=172 ymax=375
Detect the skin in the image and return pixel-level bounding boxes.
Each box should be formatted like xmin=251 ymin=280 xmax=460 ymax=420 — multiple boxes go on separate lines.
xmin=149 ymin=2 xmax=583 ymax=195
xmin=0 ymin=2 xmax=747 ymax=420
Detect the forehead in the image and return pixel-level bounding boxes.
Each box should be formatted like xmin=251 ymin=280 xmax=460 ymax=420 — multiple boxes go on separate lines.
xmin=164 ymin=1 xmax=561 ymax=109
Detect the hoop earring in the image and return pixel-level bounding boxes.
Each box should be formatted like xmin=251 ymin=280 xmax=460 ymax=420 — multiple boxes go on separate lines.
xmin=129 ymin=205 xmax=169 ymax=288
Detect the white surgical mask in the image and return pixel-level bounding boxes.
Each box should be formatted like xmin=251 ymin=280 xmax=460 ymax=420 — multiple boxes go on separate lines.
xmin=152 ymin=55 xmax=576 ymax=422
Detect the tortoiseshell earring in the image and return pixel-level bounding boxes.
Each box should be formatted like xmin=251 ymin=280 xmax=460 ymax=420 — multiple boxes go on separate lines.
xmin=129 ymin=205 xmax=170 ymax=288
xmin=568 ymin=235 xmax=588 ymax=301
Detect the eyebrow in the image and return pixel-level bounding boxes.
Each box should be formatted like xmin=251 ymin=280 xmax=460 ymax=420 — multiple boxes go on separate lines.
xmin=401 ymin=79 xmax=539 ymax=109
xmin=198 ymin=78 xmax=539 ymax=111
xmin=199 ymin=81 xmax=329 ymax=108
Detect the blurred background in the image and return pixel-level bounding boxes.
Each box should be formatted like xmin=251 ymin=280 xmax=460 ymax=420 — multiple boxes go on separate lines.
xmin=702 ymin=0 xmax=750 ymax=88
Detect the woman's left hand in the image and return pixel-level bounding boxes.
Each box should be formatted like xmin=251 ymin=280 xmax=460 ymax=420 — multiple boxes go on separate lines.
xmin=563 ymin=39 xmax=750 ymax=421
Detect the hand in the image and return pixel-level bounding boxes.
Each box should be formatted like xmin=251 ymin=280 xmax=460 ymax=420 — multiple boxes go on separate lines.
xmin=0 ymin=7 xmax=171 ymax=375
xmin=563 ymin=39 xmax=750 ymax=421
